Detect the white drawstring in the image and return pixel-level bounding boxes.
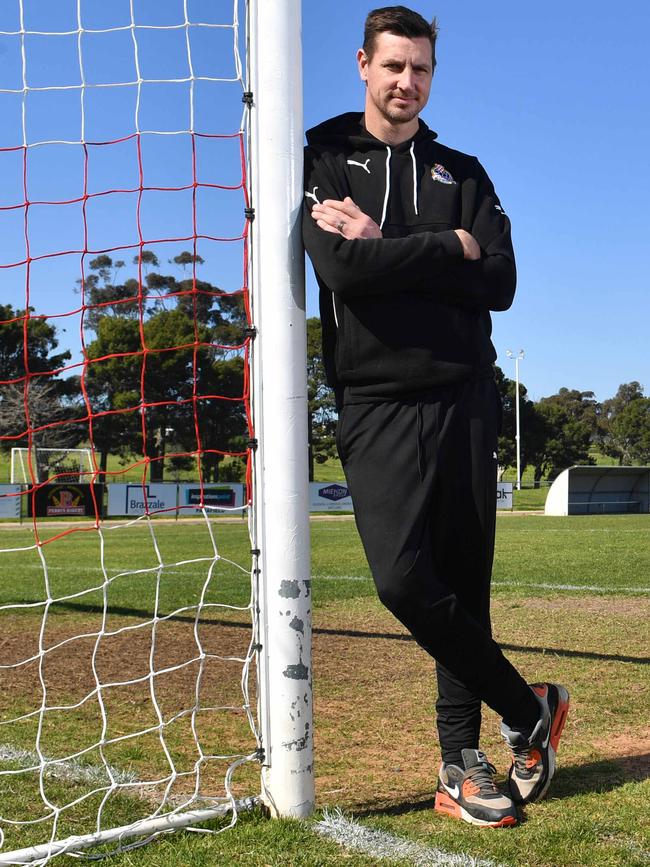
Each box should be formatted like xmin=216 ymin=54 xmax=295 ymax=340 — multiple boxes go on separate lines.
xmin=331 ymin=294 xmax=339 ymax=327
xmin=410 ymin=141 xmax=418 ymax=216
xmin=379 ymin=146 xmax=391 ymax=230
xmin=379 ymin=144 xmax=418 ymax=228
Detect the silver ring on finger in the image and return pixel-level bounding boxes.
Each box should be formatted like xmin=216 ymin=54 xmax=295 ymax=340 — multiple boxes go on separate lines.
xmin=337 ymin=221 xmax=346 ymax=232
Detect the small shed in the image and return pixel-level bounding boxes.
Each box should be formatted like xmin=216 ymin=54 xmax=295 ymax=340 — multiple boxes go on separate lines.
xmin=545 ymin=466 xmax=650 ymax=516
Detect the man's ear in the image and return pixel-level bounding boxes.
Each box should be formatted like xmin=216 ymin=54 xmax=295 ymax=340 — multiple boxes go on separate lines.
xmin=357 ymin=48 xmax=369 ymax=82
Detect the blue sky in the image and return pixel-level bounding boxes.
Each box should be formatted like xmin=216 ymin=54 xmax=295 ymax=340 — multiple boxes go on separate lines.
xmin=1 ymin=1 xmax=648 ymax=403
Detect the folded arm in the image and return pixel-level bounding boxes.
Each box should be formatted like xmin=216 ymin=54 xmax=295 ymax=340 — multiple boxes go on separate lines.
xmin=303 ymin=150 xmax=515 ymax=311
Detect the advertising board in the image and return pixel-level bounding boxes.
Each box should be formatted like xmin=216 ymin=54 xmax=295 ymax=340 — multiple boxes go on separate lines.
xmin=178 ymin=483 xmax=245 ymax=515
xmin=28 ymin=484 xmax=104 ymax=518
xmin=497 ymin=482 xmax=513 ymax=509
xmin=309 ymin=482 xmax=353 ymax=512
xmin=106 ymin=483 xmax=177 ymax=517
xmin=0 ymin=485 xmax=22 ymax=519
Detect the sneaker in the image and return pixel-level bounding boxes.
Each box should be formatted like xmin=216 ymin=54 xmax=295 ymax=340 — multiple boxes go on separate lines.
xmin=434 ymin=748 xmax=518 ymax=827
xmin=501 ymin=682 xmax=570 ymax=804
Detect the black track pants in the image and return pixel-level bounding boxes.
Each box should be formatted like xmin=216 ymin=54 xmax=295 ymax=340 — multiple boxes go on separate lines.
xmin=337 ymin=379 xmax=539 ymax=764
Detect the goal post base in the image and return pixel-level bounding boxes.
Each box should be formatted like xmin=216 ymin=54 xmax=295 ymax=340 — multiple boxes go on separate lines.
xmin=0 ymin=798 xmax=260 ymax=865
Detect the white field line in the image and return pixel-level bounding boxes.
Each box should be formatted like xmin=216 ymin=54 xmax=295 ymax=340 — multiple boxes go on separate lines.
xmin=315 ymin=574 xmax=370 ymax=582
xmin=313 ymin=575 xmax=650 ymax=594
xmin=529 ymin=527 xmax=650 ymax=533
xmin=491 ymin=580 xmax=650 ymax=594
xmin=0 ymin=744 xmax=241 ymax=811
xmin=3 ymin=567 xmax=647 ymax=594
xmin=0 ymin=743 xmax=138 ymax=786
xmin=614 ymin=840 xmax=650 ymax=862
xmin=314 ymin=809 xmax=503 ymax=867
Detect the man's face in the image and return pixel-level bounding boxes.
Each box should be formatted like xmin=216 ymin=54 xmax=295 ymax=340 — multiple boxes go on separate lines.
xmin=358 ymin=32 xmax=434 ymax=127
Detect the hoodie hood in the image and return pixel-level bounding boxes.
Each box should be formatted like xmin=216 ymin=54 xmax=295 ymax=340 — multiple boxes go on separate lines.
xmin=306 ymin=111 xmax=437 ymax=153
xmin=306 ymin=112 xmax=438 ymax=231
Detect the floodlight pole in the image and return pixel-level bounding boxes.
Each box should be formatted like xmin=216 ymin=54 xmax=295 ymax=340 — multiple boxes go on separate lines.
xmin=249 ymin=0 xmax=314 ymax=819
xmin=506 ymin=350 xmax=525 ymax=490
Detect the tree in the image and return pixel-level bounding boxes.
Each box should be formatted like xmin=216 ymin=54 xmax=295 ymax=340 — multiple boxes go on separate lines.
xmin=172 ymin=251 xmax=204 ymax=272
xmin=531 ymin=392 xmax=595 ymax=483
xmin=0 ymin=379 xmax=84 ymax=479
xmin=494 ymin=365 xmax=543 ymax=480
xmin=599 ymin=382 xmax=645 ymax=463
xmin=77 ymin=256 xmax=136 ymax=331
xmin=1 ymin=305 xmax=78 ymax=459
xmin=83 ymin=254 xmax=248 ymax=482
xmin=608 ymin=396 xmax=650 ymax=465
xmin=0 ymin=304 xmax=71 ymax=381
xmin=538 ymin=388 xmax=600 ymax=436
xmin=306 ymin=317 xmax=337 ymax=481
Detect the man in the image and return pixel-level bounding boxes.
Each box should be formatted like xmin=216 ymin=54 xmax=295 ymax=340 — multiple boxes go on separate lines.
xmin=303 ymin=6 xmax=569 ymax=828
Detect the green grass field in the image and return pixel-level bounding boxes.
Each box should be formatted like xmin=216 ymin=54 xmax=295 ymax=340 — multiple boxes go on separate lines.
xmin=0 ymin=515 xmax=648 ymax=865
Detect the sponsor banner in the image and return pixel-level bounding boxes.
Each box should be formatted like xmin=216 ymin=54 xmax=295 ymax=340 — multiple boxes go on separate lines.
xmin=107 ymin=483 xmax=177 ymax=517
xmin=309 ymin=482 xmax=511 ymax=512
xmin=28 ymin=483 xmax=104 ymax=518
xmin=497 ymin=482 xmax=513 ymax=509
xmin=0 ymin=485 xmax=22 ymax=519
xmin=178 ymin=483 xmax=245 ymax=515
xmin=310 ymin=482 xmax=353 ymax=512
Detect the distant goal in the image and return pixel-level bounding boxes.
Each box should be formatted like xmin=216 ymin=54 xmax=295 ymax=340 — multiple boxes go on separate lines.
xmin=10 ymin=448 xmax=94 ymax=485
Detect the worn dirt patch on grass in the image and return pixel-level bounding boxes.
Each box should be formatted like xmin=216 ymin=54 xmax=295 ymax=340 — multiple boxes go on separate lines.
xmin=2 ymin=595 xmax=648 ymax=817
xmin=0 ymin=612 xmax=257 ymax=801
xmin=0 ymin=612 xmax=252 ymax=702
xmin=591 ymin=733 xmax=650 ymax=782
xmin=509 ymin=595 xmax=650 ymax=617
xmin=311 ymin=595 xmax=650 ymax=811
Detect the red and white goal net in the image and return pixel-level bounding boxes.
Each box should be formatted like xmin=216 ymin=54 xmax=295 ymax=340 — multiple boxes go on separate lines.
xmin=0 ymin=2 xmax=313 ymax=862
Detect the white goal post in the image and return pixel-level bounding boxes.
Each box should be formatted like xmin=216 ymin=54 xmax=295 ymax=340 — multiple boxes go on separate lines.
xmin=0 ymin=0 xmax=313 ymax=862
xmin=250 ymin=0 xmax=314 ymax=819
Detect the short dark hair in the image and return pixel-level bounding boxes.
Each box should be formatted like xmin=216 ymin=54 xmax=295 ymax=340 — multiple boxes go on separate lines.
xmin=363 ymin=6 xmax=438 ymax=64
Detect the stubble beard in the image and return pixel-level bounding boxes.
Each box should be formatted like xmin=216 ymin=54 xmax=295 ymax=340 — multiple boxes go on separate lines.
xmin=378 ymin=93 xmax=422 ymax=126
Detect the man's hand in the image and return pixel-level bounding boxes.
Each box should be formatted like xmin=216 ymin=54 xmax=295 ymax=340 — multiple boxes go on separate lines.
xmin=454 ymin=229 xmax=481 ymax=260
xmin=311 ymin=196 xmax=382 ymax=239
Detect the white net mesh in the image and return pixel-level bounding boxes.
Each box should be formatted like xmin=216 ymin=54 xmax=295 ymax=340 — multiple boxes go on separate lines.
xmin=0 ymin=1 xmax=263 ymax=862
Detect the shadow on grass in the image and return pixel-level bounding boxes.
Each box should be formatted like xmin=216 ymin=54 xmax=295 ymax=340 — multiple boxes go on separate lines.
xmin=551 ymin=753 xmax=650 ymax=798
xmin=33 ymin=600 xmax=650 ymax=667
xmin=351 ymin=795 xmax=436 ymax=820
xmin=348 ymin=755 xmax=650 ymax=820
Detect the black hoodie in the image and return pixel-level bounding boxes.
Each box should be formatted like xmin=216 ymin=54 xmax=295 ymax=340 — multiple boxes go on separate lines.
xmin=303 ymin=112 xmax=516 ymax=402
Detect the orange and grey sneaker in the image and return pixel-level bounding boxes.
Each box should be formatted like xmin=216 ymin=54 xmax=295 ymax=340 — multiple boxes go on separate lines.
xmin=434 ymin=749 xmax=518 ymax=827
xmin=501 ymin=682 xmax=570 ymax=804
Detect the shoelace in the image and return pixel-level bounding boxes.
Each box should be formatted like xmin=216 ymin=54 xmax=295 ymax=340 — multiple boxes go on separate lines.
xmin=467 ymin=760 xmax=500 ymax=794
xmin=510 ymin=744 xmax=536 ymax=775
